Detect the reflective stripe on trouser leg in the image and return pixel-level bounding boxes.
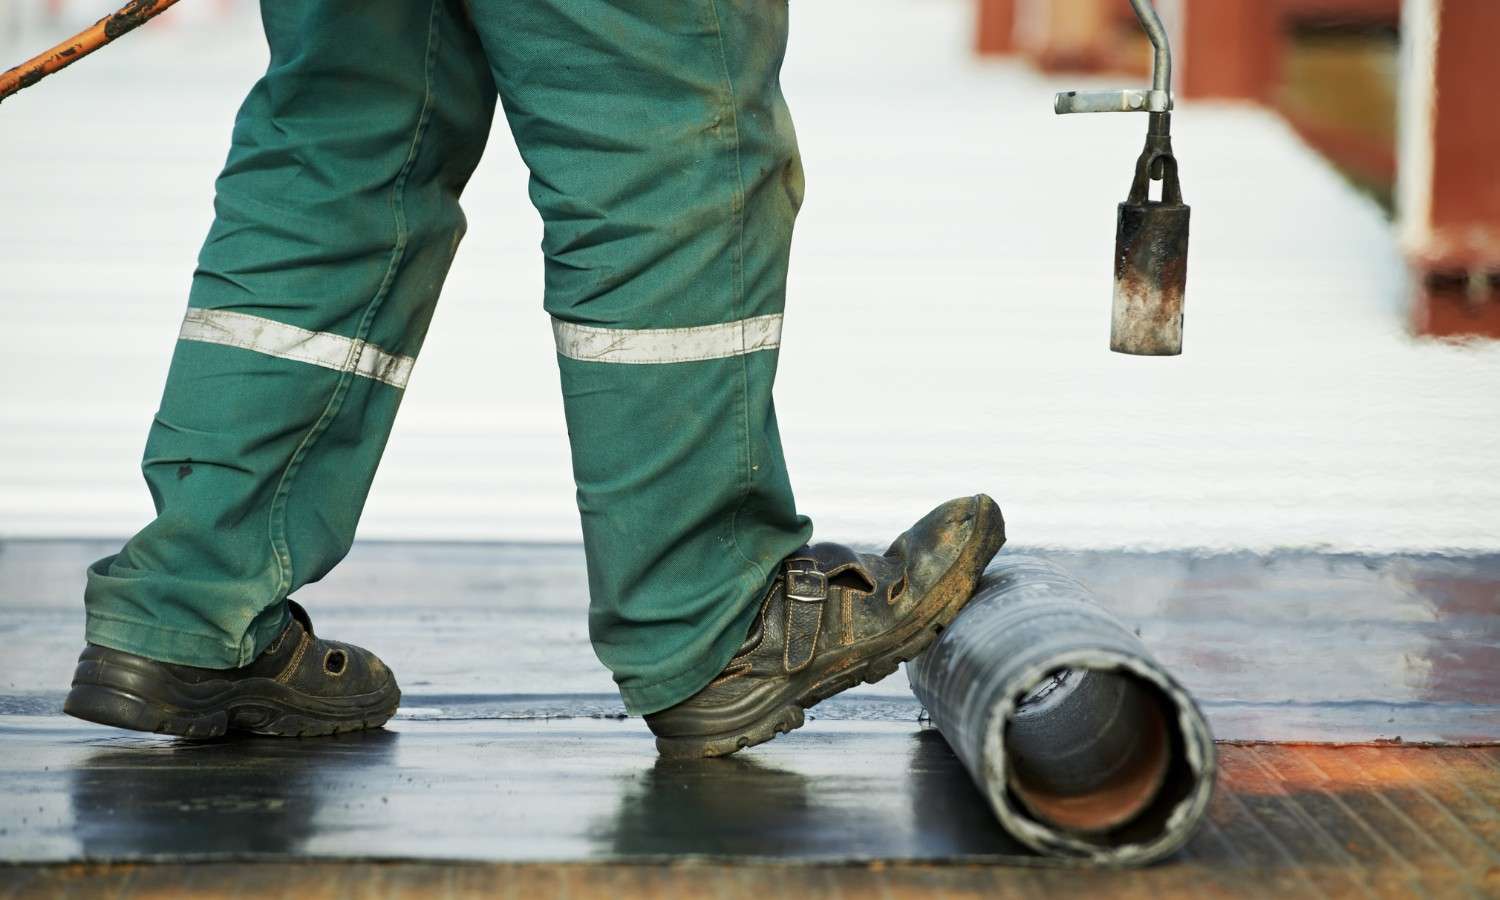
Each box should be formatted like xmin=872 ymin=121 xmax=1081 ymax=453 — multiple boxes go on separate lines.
xmin=475 ymin=0 xmax=813 ymax=714
xmin=552 ymin=314 xmax=782 ymax=365
xmin=82 ymin=0 xmax=498 ymax=669
xmin=177 ymin=308 xmax=417 ymax=389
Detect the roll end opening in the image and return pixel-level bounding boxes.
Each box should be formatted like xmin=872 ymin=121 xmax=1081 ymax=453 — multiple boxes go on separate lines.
xmin=1002 ymin=667 xmax=1196 ymax=843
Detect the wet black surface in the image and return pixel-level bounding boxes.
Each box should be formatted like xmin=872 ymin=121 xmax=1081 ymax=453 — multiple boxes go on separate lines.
xmin=0 ymin=717 xmax=1041 ymax=864
xmin=1 ymin=540 xmax=1497 ymax=864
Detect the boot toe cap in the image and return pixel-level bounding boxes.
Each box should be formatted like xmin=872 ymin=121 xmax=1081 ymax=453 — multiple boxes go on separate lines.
xmin=892 ymin=494 xmax=1005 ymax=592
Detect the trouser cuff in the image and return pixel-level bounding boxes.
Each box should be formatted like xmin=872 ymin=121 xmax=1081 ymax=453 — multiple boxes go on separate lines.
xmin=83 ymin=606 xmax=290 ymax=670
xmin=615 ymin=576 xmax=773 ymax=716
xmin=617 ymin=642 xmax=749 ymax=717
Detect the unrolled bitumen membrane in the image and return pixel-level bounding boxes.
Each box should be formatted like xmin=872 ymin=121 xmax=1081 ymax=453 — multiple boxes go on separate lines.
xmin=907 ymin=555 xmax=1216 ymax=865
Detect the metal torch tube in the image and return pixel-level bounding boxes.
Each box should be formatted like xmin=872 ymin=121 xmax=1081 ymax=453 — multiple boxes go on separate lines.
xmin=0 ymin=0 xmax=184 ymax=104
xmin=1128 ymin=0 xmax=1172 ymax=95
xmin=907 ymin=556 xmax=1215 ymax=865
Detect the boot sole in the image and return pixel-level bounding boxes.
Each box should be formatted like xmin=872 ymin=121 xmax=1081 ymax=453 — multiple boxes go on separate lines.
xmin=654 ymin=497 xmax=1003 ymax=759
xmin=63 ymin=649 xmax=400 ymax=739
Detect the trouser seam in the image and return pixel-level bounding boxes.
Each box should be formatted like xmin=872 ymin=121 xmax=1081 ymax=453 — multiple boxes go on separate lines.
xmin=705 ymin=0 xmax=768 ymax=586
xmin=260 ymin=0 xmax=444 ymax=639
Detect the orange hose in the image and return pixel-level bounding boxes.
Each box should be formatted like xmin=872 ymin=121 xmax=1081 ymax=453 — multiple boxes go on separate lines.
xmin=0 ymin=0 xmax=185 ymax=104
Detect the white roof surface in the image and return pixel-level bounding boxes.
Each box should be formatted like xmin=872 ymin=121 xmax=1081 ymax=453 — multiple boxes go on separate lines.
xmin=2 ymin=0 xmax=1497 ymax=551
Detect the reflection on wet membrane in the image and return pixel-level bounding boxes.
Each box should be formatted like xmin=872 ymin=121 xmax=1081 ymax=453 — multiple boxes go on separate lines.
xmin=602 ymin=734 xmax=1036 ymax=861
xmin=68 ymin=730 xmax=398 ymax=858
xmin=602 ymin=757 xmax=817 ymax=858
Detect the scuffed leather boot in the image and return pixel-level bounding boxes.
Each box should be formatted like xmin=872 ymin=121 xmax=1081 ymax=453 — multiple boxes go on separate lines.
xmin=64 ymin=601 xmax=399 ymax=739
xmin=647 ymin=494 xmax=1005 ymax=758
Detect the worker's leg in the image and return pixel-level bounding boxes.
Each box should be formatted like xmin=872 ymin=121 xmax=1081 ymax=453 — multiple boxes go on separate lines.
xmin=81 ymin=0 xmax=497 ymax=668
xmin=472 ymin=0 xmax=813 ymax=713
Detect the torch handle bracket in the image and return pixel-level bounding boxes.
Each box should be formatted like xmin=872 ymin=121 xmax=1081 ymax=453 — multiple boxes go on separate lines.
xmin=1054 ymin=0 xmax=1174 ymax=116
xmin=1055 ymin=89 xmax=1171 ymax=115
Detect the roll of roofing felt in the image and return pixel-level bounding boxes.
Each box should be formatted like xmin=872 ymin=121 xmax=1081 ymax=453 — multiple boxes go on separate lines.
xmin=907 ymin=555 xmax=1215 ymax=865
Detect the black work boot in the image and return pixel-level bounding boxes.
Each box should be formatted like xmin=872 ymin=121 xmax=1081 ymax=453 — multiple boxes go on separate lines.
xmin=647 ymin=494 xmax=1005 ymax=758
xmin=64 ymin=601 xmax=400 ymax=739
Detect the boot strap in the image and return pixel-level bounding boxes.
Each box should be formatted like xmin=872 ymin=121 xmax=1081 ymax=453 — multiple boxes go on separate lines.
xmin=782 ymin=562 xmax=827 ymax=674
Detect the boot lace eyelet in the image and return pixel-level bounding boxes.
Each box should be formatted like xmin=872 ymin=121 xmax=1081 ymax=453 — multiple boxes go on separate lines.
xmin=323 ymin=648 xmax=347 ymax=677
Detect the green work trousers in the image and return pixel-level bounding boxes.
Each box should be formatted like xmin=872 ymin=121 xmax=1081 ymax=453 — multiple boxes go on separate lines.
xmin=82 ymin=0 xmax=813 ymax=714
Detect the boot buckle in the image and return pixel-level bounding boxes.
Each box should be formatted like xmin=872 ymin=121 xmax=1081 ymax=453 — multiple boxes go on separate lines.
xmin=785 ymin=568 xmax=828 ymax=602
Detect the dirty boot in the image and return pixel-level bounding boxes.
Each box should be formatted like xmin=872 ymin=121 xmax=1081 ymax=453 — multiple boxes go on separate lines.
xmin=647 ymin=494 xmax=1005 ymax=758
xmin=64 ymin=601 xmax=400 ymax=739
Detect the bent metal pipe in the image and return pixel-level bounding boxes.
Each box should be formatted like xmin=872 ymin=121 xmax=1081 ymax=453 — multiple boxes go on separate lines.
xmin=907 ymin=556 xmax=1216 ymax=866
